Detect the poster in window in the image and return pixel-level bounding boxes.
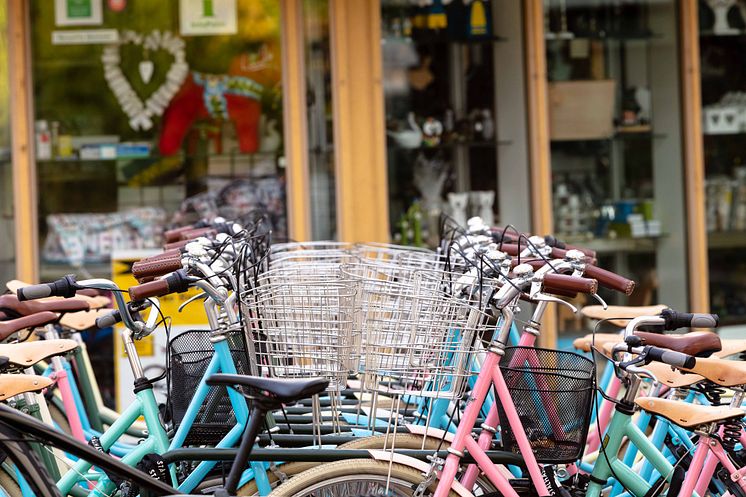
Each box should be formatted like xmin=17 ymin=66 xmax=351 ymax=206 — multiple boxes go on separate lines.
xmin=54 ymin=0 xmax=103 ymax=26
xmin=180 ymin=0 xmax=238 ymax=36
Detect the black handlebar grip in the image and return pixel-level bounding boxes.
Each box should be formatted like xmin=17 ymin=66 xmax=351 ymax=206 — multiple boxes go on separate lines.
xmin=16 ymin=284 xmax=53 ymax=301
xmin=646 ymin=346 xmax=696 ymax=369
xmin=17 ymin=275 xmax=79 ymax=301
xmin=661 ymin=309 xmax=719 ymax=330
xmin=95 ymin=310 xmax=121 ymax=329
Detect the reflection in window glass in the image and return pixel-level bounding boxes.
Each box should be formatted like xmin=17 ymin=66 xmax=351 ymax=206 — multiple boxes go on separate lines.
xmin=0 ymin=2 xmax=13 ymax=284
xmin=30 ymin=1 xmax=286 ymax=279
xmin=381 ymin=1 xmax=500 ymax=248
xmin=544 ymin=1 xmax=687 ymax=340
xmin=700 ymin=1 xmax=746 ymax=325
xmin=304 ymin=0 xmax=336 ymax=240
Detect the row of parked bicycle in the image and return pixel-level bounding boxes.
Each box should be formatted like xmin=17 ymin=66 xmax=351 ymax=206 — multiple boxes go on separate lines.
xmin=0 ymin=213 xmax=742 ymax=497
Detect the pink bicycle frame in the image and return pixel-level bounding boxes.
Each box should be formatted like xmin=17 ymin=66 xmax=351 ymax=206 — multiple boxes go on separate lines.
xmin=684 ymin=434 xmax=746 ymax=497
xmin=433 ymin=308 xmax=552 ymax=497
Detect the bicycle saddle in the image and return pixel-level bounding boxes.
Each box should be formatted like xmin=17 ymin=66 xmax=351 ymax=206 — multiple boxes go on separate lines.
xmin=206 ymin=374 xmax=329 ymax=403
xmin=0 ymin=294 xmax=90 ymax=317
xmin=0 ymin=374 xmax=53 ymax=401
xmin=643 ymin=361 xmax=703 ymax=388
xmin=0 ymin=339 xmax=78 ymax=367
xmin=715 ymin=338 xmax=746 ymax=358
xmin=0 ymin=312 xmax=58 ymax=341
xmin=635 ymin=331 xmax=721 ymax=357
xmin=572 ymin=333 xmax=623 ymax=353
xmin=582 ymin=304 xmax=669 ymax=328
xmin=59 ymin=308 xmax=113 ymax=331
xmin=678 ymin=357 xmax=746 ymax=388
xmin=635 ymin=397 xmax=744 ymax=430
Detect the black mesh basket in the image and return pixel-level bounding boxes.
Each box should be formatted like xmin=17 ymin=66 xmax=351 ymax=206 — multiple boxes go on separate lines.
xmin=168 ymin=329 xmax=252 ymax=446
xmin=497 ymin=346 xmax=595 ymax=463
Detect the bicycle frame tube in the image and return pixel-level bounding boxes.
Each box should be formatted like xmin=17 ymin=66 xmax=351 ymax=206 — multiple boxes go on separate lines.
xmin=435 ymin=306 xmax=552 ymax=497
xmin=69 ymin=338 xmax=104 ymax=432
xmin=172 ymin=338 xmax=271 ymax=494
xmin=586 ymin=407 xmax=675 ymax=497
xmin=687 ymin=435 xmax=746 ymax=497
xmin=57 ymin=385 xmax=171 ymax=495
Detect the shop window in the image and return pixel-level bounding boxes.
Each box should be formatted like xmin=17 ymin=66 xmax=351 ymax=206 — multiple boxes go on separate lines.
xmin=30 ymin=0 xmax=286 ymax=279
xmin=304 ymin=0 xmax=336 ymax=240
xmin=381 ymin=0 xmax=508 ymax=247
xmin=0 ymin=2 xmax=13 ymax=284
xmin=699 ymin=0 xmax=746 ymax=326
xmin=544 ymin=0 xmax=688 ymax=341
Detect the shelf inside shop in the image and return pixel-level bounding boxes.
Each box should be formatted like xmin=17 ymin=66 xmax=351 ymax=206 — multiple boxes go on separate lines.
xmin=708 ymin=231 xmax=746 ymax=249
xmin=559 ymin=235 xmax=659 ymax=254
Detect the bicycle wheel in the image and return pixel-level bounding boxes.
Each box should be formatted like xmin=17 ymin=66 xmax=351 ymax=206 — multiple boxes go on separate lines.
xmin=0 ymin=465 xmax=22 ymax=497
xmin=231 ymin=433 xmax=450 ymax=495
xmin=267 ymin=460 xmax=460 ymax=496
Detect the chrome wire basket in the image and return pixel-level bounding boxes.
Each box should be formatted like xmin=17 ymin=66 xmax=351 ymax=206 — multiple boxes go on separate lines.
xmin=243 ymin=266 xmax=358 ymax=391
xmin=343 ymin=262 xmax=489 ymax=400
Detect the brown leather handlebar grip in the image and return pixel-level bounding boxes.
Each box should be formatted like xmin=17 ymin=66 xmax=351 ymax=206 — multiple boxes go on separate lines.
xmin=128 ymin=279 xmax=171 ymax=301
xmin=131 ymin=257 xmax=182 ymax=281
xmin=543 ymin=273 xmax=598 ymax=295
xmin=510 ymin=258 xmax=546 ymax=270
xmin=164 ymin=239 xmax=190 ymax=251
xmin=164 ymin=225 xmax=195 ymax=243
xmin=179 ymin=227 xmax=216 ymax=241
xmin=139 ymin=249 xmax=182 ymax=262
xmin=499 ymin=244 xmax=521 ymax=256
xmin=584 ymin=265 xmax=635 ymax=295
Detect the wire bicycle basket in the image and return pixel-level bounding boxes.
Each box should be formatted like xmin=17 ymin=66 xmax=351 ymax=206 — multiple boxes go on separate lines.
xmin=497 ymin=346 xmax=595 ymax=463
xmin=344 ymin=262 xmax=489 ymax=401
xmin=243 ymin=267 xmax=358 ymax=391
xmin=167 ymin=328 xmax=252 ymax=446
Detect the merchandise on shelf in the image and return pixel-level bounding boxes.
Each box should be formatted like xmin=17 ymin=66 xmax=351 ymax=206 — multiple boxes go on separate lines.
xmin=42 ymin=207 xmax=167 ymax=266
xmin=706 ymin=167 xmax=746 ymax=232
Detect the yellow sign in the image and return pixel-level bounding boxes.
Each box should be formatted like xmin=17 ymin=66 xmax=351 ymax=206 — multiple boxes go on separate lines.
xmin=111 ymin=258 xmax=209 ymax=324
xmin=112 ymin=250 xmax=208 ymax=409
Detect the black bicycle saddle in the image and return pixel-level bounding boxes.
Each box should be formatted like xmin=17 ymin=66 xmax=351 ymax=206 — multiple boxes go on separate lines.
xmin=206 ymin=374 xmax=329 ymax=403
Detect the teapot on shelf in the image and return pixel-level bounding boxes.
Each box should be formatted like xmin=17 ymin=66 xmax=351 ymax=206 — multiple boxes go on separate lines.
xmin=387 ymin=112 xmax=423 ymax=149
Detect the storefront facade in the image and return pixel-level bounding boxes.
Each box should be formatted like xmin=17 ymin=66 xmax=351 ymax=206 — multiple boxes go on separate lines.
xmin=2 ymin=0 xmax=739 ymax=345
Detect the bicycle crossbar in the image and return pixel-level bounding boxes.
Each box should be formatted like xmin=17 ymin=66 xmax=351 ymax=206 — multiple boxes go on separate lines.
xmin=161 ymin=447 xmax=526 ymax=466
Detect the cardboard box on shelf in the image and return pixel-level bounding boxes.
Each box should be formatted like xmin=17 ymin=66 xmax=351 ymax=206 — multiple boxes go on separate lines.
xmin=549 ymin=80 xmax=616 ymax=141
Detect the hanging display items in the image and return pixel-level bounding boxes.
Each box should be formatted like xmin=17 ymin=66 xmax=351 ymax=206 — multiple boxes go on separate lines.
xmin=180 ymin=0 xmax=238 ymax=36
xmin=101 ymin=30 xmax=189 ymax=131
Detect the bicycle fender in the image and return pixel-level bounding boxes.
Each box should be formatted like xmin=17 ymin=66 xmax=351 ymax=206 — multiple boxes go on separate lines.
xmin=366 ymin=450 xmax=474 ymax=497
xmin=404 ymin=424 xmax=456 ymax=443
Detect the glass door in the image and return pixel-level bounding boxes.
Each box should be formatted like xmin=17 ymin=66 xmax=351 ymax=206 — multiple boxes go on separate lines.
xmin=380 ymin=0 xmax=511 ymax=247
xmin=699 ymin=0 xmax=746 ymax=326
xmin=544 ymin=0 xmax=688 ymax=340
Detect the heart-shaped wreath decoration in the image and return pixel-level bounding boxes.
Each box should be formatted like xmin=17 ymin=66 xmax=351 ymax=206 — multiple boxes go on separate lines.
xmin=102 ymin=30 xmax=189 ymax=131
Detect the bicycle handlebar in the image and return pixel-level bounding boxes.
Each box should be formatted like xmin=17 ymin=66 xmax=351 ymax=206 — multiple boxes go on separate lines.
xmin=645 ymin=345 xmax=697 ymax=369
xmin=131 ymin=256 xmax=183 ymax=281
xmin=17 ymin=275 xmax=78 ymax=301
xmin=542 ymin=273 xmax=598 ymax=295
xmin=128 ymin=270 xmax=191 ymax=301
xmin=660 ymin=309 xmax=718 ymax=330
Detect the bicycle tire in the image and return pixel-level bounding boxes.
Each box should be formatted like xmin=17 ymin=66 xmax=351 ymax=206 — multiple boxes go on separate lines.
xmin=0 ymin=465 xmax=22 ymax=497
xmin=47 ymin=402 xmax=72 ymax=436
xmin=267 ymin=459 xmax=460 ymax=496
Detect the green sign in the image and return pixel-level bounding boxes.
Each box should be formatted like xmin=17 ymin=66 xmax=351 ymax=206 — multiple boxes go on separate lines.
xmin=66 ymin=0 xmax=92 ymax=18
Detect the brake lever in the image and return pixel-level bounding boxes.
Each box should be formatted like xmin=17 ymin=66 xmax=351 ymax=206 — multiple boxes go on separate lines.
xmin=590 ymin=292 xmax=608 ymax=309
xmin=530 ymin=292 xmax=578 ymax=314
xmin=625 ymin=365 xmax=658 ymax=383
xmin=178 ymin=291 xmax=207 ymax=312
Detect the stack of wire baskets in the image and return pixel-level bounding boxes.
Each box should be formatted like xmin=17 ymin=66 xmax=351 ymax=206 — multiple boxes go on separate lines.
xmin=242 ymin=244 xmax=359 ymax=392
xmin=242 ymin=242 xmax=492 ymax=425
